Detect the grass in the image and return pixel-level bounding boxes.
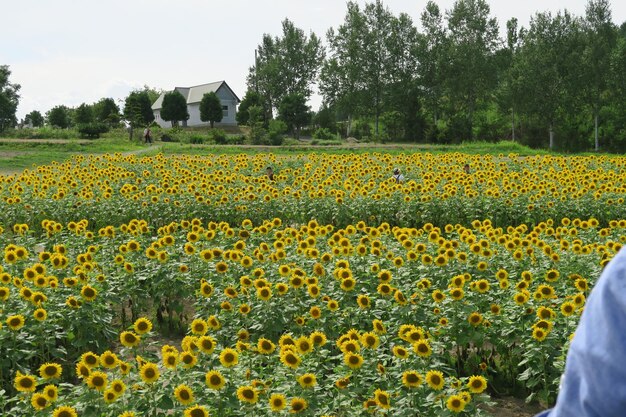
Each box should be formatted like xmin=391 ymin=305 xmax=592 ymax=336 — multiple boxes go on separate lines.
xmin=0 ymin=129 xmax=572 ymax=174
xmin=0 ymin=137 xmax=145 ymax=172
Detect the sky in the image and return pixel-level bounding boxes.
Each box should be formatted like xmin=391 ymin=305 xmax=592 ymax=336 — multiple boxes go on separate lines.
xmin=2 ymin=0 xmax=625 ymax=121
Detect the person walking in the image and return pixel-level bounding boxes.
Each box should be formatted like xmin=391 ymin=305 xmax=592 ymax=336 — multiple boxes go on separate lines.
xmin=143 ymin=127 xmax=152 ymax=144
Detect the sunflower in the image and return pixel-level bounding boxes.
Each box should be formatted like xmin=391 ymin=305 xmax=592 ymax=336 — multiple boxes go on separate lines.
xmin=425 ymin=370 xmax=445 ymax=390
xmin=392 ymin=345 xmax=410 ymax=359
xmin=205 ymin=370 xmax=226 ymax=390
xmin=180 ymin=351 xmax=198 ymax=369
xmin=310 ymin=331 xmax=328 ymax=346
xmin=297 ymin=373 xmax=317 ymax=388
xmin=183 ymin=405 xmax=209 ymax=417
xmin=374 ymin=389 xmax=391 ymax=409
xmin=39 ymin=362 xmax=62 ymax=379
xmin=532 ymin=327 xmax=548 ymax=342
xmin=110 ymin=379 xmax=126 ymax=396
xmin=31 ymin=392 xmax=49 ymax=410
xmin=6 ymin=314 xmax=25 ymax=331
xmin=80 ymin=285 xmax=97 ymax=301
xmin=215 ymin=261 xmax=228 ymax=273
xmin=295 ymin=336 xmax=313 ymax=354
xmin=87 ymin=371 xmax=108 ymax=391
xmin=560 ymin=301 xmax=576 ymax=317
xmin=290 ymin=397 xmax=308 ymax=413
xmin=257 ymin=286 xmax=272 ymax=300
xmin=402 ymin=370 xmax=423 ymax=388
xmin=43 ymin=384 xmax=59 ymax=401
xmin=280 ymin=350 xmax=302 ymax=369
xmin=197 ymin=335 xmax=216 ymax=354
xmin=103 ymin=389 xmax=118 ymax=403
xmin=139 ymin=363 xmax=160 ymax=384
xmin=219 ymin=348 xmax=239 ymax=367
xmin=446 ymin=394 xmax=466 ymax=413
xmin=344 ymin=352 xmax=364 ymax=369
xmin=190 ymin=318 xmax=208 ymax=335
xmin=80 ymin=351 xmax=99 ymax=368
xmin=133 ymin=317 xmax=153 ymax=334
xmin=269 ymin=393 xmax=287 ymax=411
xmin=51 ymin=406 xmax=78 ymax=417
xmin=236 ymin=385 xmax=259 ymax=404
xmin=14 ymin=372 xmax=37 ymax=392
xmin=120 ymin=331 xmax=141 ymax=348
xmin=257 ymin=338 xmax=276 ymax=354
xmin=468 ymin=312 xmax=483 ymax=327
xmin=467 ymin=375 xmax=488 ymax=393
xmin=413 ymin=339 xmax=432 ymax=357
xmin=174 ymin=384 xmax=195 ymax=405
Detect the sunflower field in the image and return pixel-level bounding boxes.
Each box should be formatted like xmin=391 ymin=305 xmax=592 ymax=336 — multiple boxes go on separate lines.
xmin=0 ymin=151 xmax=624 ymax=417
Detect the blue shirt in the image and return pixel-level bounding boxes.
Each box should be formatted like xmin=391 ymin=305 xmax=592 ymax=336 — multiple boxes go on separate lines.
xmin=535 ymin=247 xmax=626 ymax=417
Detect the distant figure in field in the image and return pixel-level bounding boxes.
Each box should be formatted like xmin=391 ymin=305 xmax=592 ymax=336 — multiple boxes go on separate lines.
xmin=266 ymin=166 xmax=274 ymax=181
xmin=463 ymin=163 xmax=470 ymax=174
xmin=143 ymin=127 xmax=152 ymax=144
xmin=392 ymin=168 xmax=405 ymax=184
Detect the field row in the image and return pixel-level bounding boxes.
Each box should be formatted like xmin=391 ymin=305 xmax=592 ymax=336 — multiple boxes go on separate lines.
xmin=0 ymin=216 xmax=616 ymax=416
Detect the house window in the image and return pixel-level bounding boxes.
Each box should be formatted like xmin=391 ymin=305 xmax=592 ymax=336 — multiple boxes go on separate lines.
xmin=222 ymin=105 xmax=228 ymax=117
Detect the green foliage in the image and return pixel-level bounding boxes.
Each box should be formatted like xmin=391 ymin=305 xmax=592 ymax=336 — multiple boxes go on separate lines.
xmin=93 ymin=98 xmax=120 ymax=127
xmin=123 ymin=91 xmax=154 ymax=139
xmin=45 ymin=105 xmax=71 ymax=129
xmin=74 ymin=103 xmax=93 ymax=125
xmin=77 ymin=122 xmax=109 ymax=139
xmin=160 ymin=91 xmax=189 ymax=127
xmin=0 ymin=65 xmax=20 ymax=132
xmin=381 ymin=110 xmax=404 ymax=141
xmin=24 ymin=110 xmax=44 ymax=127
xmin=247 ymin=18 xmax=324 ymax=111
xmin=268 ymin=119 xmax=287 ymax=146
xmin=199 ymin=92 xmax=223 ymax=128
xmin=313 ymin=127 xmax=336 ymax=140
xmin=278 ymin=93 xmax=310 ymax=139
xmin=209 ymin=128 xmax=228 ymax=144
xmin=236 ymin=90 xmax=266 ymax=125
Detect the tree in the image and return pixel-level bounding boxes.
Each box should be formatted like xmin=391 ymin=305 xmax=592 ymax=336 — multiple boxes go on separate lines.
xmin=0 ymin=65 xmax=20 ymax=132
xmin=417 ymin=2 xmax=448 ymax=125
xmin=247 ymin=19 xmax=324 ymax=115
xmin=199 ymin=92 xmax=223 ymax=128
xmin=320 ymin=2 xmax=368 ymax=136
xmin=74 ymin=103 xmax=93 ymax=125
xmin=513 ymin=11 xmax=583 ymax=149
xmin=46 ymin=105 xmax=71 ymax=128
xmin=24 ymin=110 xmax=44 ymax=127
xmin=581 ymin=0 xmax=617 ymax=150
xmin=236 ymin=90 xmax=267 ymax=125
xmin=160 ymin=90 xmax=189 ymax=127
xmin=445 ymin=0 xmax=500 ymax=141
xmin=93 ymin=98 xmax=120 ymax=126
xmin=278 ymin=93 xmax=310 ymax=139
xmin=123 ymin=91 xmax=154 ymax=140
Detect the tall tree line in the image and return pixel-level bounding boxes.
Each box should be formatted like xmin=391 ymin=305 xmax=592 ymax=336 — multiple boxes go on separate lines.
xmin=246 ymin=0 xmax=626 ymax=152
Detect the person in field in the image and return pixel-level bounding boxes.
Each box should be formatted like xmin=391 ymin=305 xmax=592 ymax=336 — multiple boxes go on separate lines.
xmin=143 ymin=127 xmax=152 ymax=144
xmin=534 ymin=246 xmax=626 ymax=417
xmin=266 ymin=166 xmax=274 ymax=181
xmin=392 ymin=168 xmax=404 ymax=184
xmin=463 ymin=163 xmax=470 ymax=174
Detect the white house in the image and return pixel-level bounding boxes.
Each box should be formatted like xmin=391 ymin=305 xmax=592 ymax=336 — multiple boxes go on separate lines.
xmin=151 ymin=81 xmax=240 ymax=128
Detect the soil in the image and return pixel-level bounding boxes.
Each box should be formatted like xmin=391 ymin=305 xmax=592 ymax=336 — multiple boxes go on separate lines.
xmin=481 ymin=396 xmax=545 ymax=417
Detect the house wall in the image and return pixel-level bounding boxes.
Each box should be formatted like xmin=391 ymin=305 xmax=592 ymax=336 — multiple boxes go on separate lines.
xmin=153 ymin=94 xmax=238 ymax=127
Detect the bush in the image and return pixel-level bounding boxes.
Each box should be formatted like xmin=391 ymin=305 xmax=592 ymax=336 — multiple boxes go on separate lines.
xmin=353 ymin=120 xmax=371 ymax=140
xmin=188 ymin=134 xmax=205 ymax=144
xmin=210 ymin=129 xmax=228 ymax=145
xmin=249 ymin=126 xmax=268 ymax=145
xmin=313 ymin=127 xmax=336 ymax=140
xmin=268 ymin=120 xmax=287 ymax=146
xmin=227 ymin=134 xmax=246 ymax=145
xmin=77 ymin=123 xmax=109 ymax=139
